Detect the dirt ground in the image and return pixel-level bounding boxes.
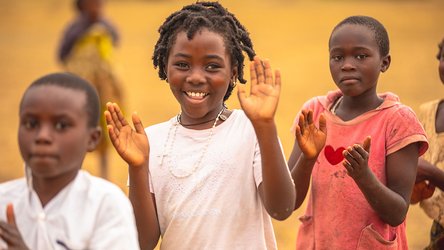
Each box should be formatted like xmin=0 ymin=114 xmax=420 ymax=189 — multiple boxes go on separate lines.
xmin=1 ymin=0 xmax=443 ymax=249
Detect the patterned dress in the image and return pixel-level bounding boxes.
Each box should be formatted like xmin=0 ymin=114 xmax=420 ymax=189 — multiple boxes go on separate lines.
xmin=418 ymin=100 xmax=444 ymax=250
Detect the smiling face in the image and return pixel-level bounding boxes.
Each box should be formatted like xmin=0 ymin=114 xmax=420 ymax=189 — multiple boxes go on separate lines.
xmin=329 ymin=24 xmax=390 ymax=97
xmin=166 ymin=28 xmax=236 ymax=125
xmin=18 ymin=85 xmax=100 ymax=181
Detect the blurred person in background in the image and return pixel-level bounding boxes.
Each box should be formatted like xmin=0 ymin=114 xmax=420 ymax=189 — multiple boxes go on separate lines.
xmin=412 ymin=37 xmax=444 ymax=250
xmin=57 ymin=0 xmax=124 ymax=179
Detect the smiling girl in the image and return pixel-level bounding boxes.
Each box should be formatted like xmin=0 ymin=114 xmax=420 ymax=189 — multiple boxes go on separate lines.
xmin=104 ymin=2 xmax=295 ymax=249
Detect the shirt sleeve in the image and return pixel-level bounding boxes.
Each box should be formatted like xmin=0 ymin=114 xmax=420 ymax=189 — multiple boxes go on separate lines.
xmin=386 ymin=105 xmax=429 ymax=156
xmin=88 ymin=188 xmax=139 ymax=250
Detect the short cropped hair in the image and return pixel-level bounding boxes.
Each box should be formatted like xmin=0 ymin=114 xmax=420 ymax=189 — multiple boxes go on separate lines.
xmin=330 ymin=15 xmax=390 ymax=57
xmin=22 ymin=72 xmax=100 ymax=127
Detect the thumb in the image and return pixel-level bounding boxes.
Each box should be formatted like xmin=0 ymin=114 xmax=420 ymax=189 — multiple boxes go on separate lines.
xmin=363 ymin=136 xmax=371 ymax=153
xmin=6 ymin=203 xmax=16 ymax=226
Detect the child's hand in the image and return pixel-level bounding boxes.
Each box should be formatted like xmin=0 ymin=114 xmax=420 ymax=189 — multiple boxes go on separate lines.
xmin=105 ymin=102 xmax=149 ymax=167
xmin=238 ymin=56 xmax=280 ymax=123
xmin=342 ymin=136 xmax=372 ymax=179
xmin=295 ymin=110 xmax=327 ymax=160
xmin=0 ymin=204 xmax=29 ymax=250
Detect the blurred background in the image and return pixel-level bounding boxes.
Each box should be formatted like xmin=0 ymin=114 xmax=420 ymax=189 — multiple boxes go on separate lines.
xmin=0 ymin=0 xmax=443 ymax=249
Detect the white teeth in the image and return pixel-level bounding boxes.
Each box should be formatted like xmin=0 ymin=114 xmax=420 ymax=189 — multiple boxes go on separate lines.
xmin=186 ymin=91 xmax=207 ymax=97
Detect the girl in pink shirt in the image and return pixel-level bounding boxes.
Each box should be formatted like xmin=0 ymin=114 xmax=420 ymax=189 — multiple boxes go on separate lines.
xmin=289 ymin=16 xmax=428 ymax=249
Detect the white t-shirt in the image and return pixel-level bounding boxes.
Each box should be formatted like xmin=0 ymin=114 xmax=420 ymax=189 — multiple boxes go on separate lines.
xmin=0 ymin=170 xmax=139 ymax=250
xmin=145 ymin=109 xmax=277 ymax=249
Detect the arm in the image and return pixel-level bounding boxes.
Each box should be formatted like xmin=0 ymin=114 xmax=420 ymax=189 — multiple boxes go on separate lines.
xmin=238 ymin=56 xmax=295 ymax=220
xmin=105 ymin=103 xmax=160 ymax=250
xmin=288 ymin=110 xmax=327 ymax=209
xmin=343 ymin=138 xmax=419 ymax=226
xmin=417 ymin=158 xmax=444 ymax=191
xmin=0 ymin=204 xmax=29 ymax=250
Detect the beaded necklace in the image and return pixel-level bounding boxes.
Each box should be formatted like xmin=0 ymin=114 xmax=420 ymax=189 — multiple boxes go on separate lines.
xmin=160 ymin=108 xmax=225 ymax=178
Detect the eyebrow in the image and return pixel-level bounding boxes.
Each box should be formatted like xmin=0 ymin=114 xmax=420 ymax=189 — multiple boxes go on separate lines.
xmin=172 ymin=53 xmax=224 ymax=61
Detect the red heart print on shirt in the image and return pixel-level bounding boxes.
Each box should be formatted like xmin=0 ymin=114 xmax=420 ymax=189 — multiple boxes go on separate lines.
xmin=324 ymin=145 xmax=345 ymax=165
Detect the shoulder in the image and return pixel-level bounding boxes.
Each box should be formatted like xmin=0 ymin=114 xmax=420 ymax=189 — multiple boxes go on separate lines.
xmin=145 ymin=119 xmax=174 ymax=134
xmin=0 ymin=178 xmax=27 ymax=208
xmin=76 ymin=171 xmax=128 ymax=202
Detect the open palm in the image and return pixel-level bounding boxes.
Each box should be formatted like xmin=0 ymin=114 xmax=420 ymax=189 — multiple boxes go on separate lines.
xmin=105 ymin=102 xmax=149 ymax=167
xmin=238 ymin=56 xmax=281 ymax=122
xmin=295 ymin=110 xmax=327 ymax=159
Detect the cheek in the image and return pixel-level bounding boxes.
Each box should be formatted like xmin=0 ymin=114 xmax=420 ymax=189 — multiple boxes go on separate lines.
xmin=439 ymin=61 xmax=444 ymax=82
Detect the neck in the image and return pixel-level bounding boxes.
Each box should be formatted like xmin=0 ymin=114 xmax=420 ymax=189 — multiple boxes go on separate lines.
xmin=178 ymin=106 xmax=227 ymax=129
xmin=32 ymin=171 xmax=78 ymax=207
xmin=336 ymin=91 xmax=383 ymax=120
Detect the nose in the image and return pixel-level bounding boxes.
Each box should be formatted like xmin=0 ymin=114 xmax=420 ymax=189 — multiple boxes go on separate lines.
xmin=341 ymin=57 xmax=356 ymax=71
xmin=35 ymin=124 xmax=52 ymax=144
xmin=186 ymin=68 xmax=206 ymax=85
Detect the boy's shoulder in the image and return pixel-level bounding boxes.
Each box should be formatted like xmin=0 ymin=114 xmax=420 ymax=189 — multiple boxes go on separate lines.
xmin=0 ymin=177 xmax=27 ymax=198
xmin=75 ymin=170 xmax=126 ymax=197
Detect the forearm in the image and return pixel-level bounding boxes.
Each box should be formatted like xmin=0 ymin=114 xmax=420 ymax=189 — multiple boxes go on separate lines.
xmin=253 ymin=121 xmax=296 ymax=220
xmin=355 ymin=171 xmax=408 ymax=226
xmin=128 ymin=164 xmax=160 ymax=250
xmin=419 ymin=158 xmax=444 ymax=191
xmin=291 ymin=155 xmax=316 ymax=209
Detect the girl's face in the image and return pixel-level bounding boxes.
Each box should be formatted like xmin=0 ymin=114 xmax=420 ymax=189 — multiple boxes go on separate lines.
xmin=438 ymin=48 xmax=444 ymax=84
xmin=329 ymin=24 xmax=390 ymax=97
xmin=166 ymin=28 xmax=236 ymax=124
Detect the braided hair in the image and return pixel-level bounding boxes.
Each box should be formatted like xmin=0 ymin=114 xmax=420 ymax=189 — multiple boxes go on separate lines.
xmin=152 ymin=1 xmax=256 ymax=101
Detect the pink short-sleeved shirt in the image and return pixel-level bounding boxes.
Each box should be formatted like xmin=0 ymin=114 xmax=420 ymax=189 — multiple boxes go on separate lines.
xmin=293 ymin=90 xmax=428 ymax=250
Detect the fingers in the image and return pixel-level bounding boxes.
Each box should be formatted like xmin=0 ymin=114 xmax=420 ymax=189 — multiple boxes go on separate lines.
xmin=318 ymin=114 xmax=327 ymax=134
xmin=295 ymin=125 xmax=302 ymax=142
xmin=132 ymin=112 xmax=146 ymax=134
xmin=250 ymin=61 xmax=257 ymax=86
xmin=274 ymin=69 xmax=281 ymax=88
xmin=237 ymin=83 xmax=247 ymax=104
xmin=6 ymin=204 xmax=15 ymax=227
xmin=251 ymin=56 xmax=278 ymax=86
xmin=254 ymin=56 xmax=265 ymax=84
xmin=105 ymin=102 xmax=127 ymax=130
xmin=298 ymin=110 xmax=307 ymax=135
xmin=363 ymin=136 xmax=371 ymax=153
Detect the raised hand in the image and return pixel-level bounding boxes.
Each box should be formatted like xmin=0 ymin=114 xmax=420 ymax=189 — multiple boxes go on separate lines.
xmin=295 ymin=110 xmax=327 ymax=159
xmin=238 ymin=56 xmax=281 ymax=123
xmin=0 ymin=204 xmax=29 ymax=250
xmin=342 ymin=136 xmax=372 ymax=179
xmin=105 ymin=102 xmax=149 ymax=167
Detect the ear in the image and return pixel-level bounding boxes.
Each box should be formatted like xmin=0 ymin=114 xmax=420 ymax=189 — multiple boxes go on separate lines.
xmin=87 ymin=126 xmax=102 ymax=152
xmin=231 ymin=65 xmax=238 ymax=83
xmin=380 ymin=54 xmax=391 ymax=73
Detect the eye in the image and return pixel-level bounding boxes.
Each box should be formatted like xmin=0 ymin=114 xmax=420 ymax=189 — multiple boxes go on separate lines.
xmin=356 ymin=54 xmax=368 ymax=60
xmin=22 ymin=118 xmax=38 ymax=129
xmin=54 ymin=121 xmax=70 ymax=131
xmin=174 ymin=62 xmax=189 ymax=70
xmin=206 ymin=63 xmax=221 ymax=71
xmin=331 ymin=55 xmax=343 ymax=61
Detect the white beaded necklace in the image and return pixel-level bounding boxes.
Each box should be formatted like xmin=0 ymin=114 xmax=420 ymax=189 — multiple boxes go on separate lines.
xmin=160 ymin=108 xmax=225 ymax=178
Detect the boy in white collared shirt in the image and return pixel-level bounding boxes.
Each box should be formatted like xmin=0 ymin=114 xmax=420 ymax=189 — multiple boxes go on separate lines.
xmin=0 ymin=72 xmax=139 ymax=250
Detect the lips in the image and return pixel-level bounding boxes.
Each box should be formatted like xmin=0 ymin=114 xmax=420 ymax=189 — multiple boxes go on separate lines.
xmin=30 ymin=152 xmax=58 ymax=160
xmin=340 ymin=76 xmax=360 ymax=84
xmin=184 ymin=91 xmax=209 ymax=100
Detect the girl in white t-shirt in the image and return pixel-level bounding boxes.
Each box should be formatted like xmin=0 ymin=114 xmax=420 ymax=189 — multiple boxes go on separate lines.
xmin=105 ymin=2 xmax=295 ymax=249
